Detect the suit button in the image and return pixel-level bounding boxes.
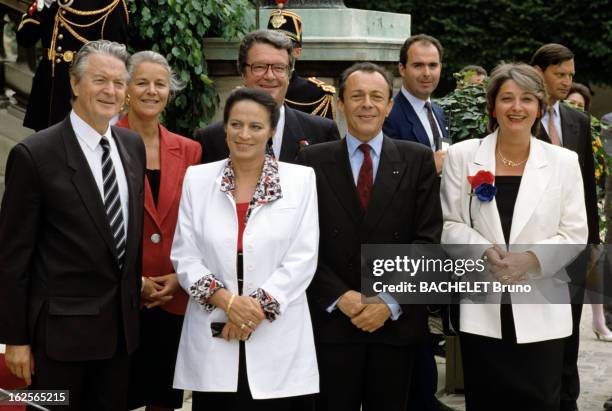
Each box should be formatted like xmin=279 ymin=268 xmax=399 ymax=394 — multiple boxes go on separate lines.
xmin=55 ymin=58 xmax=61 ymax=63
xmin=57 ymin=46 xmax=62 ymax=52
xmin=150 ymin=233 xmax=161 ymax=244
xmin=58 ymin=34 xmax=63 ymax=39
xmin=61 ymin=9 xmax=66 ymax=14
xmin=393 ymin=232 xmax=400 ymax=240
xmin=331 ymin=228 xmax=339 ymax=238
xmin=247 ymin=265 xmax=254 ymax=271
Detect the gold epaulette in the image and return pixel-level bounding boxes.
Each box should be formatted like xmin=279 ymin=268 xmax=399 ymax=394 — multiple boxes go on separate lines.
xmin=308 ymin=77 xmax=336 ymax=94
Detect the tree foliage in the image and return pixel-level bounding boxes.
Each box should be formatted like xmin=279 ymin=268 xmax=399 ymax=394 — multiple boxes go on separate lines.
xmin=344 ymin=0 xmax=612 ymax=95
xmin=436 ymin=71 xmax=488 ymax=142
xmin=127 ymin=0 xmax=254 ymax=135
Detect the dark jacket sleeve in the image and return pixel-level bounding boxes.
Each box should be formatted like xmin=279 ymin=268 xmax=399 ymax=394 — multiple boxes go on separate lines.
xmin=16 ymin=5 xmax=50 ymax=48
xmin=412 ymin=146 xmax=443 ymax=244
xmin=583 ymin=115 xmax=600 ymax=244
xmin=0 ymin=144 xmax=42 ymax=344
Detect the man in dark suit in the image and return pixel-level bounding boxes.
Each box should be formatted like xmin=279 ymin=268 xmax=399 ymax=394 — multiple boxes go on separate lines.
xmin=383 ymin=34 xmax=449 ymax=175
xmin=0 ymin=40 xmax=145 ymax=410
xmin=195 ymin=29 xmax=339 ymax=164
xmin=531 ymin=43 xmax=599 ymax=411
xmin=383 ymin=33 xmax=452 ymax=411
xmin=298 ymin=62 xmax=442 ymax=411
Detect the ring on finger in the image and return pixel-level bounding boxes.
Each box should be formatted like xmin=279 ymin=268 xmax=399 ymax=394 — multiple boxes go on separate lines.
xmin=240 ymin=323 xmax=246 ymax=330
xmin=247 ymin=320 xmax=254 ymax=328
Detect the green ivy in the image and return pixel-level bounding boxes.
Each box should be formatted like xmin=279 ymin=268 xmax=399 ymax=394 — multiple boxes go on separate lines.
xmin=436 ymin=71 xmax=488 ymax=142
xmin=127 ymin=0 xmax=254 ymax=136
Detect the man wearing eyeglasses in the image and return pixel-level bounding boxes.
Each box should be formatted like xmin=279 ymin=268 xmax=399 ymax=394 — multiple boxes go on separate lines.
xmin=195 ymin=29 xmax=340 ymax=164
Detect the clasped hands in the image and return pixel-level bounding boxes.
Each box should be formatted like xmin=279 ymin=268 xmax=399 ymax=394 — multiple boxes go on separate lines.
xmin=483 ymin=245 xmax=540 ymax=285
xmin=141 ymin=272 xmax=180 ymax=308
xmin=337 ymin=290 xmax=391 ymax=333
xmin=209 ymin=289 xmax=265 ymax=342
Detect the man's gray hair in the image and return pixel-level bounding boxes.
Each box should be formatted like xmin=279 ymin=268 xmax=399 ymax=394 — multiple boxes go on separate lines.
xmin=127 ymin=50 xmax=185 ymax=99
xmin=69 ymin=40 xmax=130 ymax=82
xmin=237 ymin=29 xmax=295 ymax=75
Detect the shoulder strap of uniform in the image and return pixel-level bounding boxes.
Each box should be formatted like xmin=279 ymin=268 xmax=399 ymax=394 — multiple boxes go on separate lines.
xmin=308 ymin=77 xmax=336 ymax=94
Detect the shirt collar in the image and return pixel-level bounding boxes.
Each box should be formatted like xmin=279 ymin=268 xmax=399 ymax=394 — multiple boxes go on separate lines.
xmin=401 ymin=86 xmax=431 ymax=112
xmin=346 ymin=131 xmax=383 ymax=158
xmin=220 ymin=154 xmax=283 ymax=222
xmin=70 ymin=110 xmax=112 ymax=150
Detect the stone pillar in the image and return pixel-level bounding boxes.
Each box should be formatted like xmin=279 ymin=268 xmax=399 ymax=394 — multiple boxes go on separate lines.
xmin=203 ymin=7 xmax=410 ymax=136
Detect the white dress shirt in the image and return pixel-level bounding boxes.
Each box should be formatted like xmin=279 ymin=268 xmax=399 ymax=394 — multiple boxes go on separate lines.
xmin=541 ymin=101 xmax=563 ymax=144
xmin=401 ymin=86 xmax=444 ymax=151
xmin=271 ymin=105 xmax=286 ymax=159
xmin=70 ymin=110 xmax=129 ymax=229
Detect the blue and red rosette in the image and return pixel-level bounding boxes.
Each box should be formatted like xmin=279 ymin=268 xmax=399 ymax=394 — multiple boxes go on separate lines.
xmin=467 ymin=170 xmax=496 ymax=202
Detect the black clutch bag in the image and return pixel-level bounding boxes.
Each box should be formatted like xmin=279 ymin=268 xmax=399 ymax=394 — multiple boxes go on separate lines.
xmin=211 ymin=322 xmax=226 ymax=338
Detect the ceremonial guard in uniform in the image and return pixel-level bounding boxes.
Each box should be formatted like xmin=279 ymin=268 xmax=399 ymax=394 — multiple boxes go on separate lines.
xmin=267 ymin=6 xmax=336 ymax=120
xmin=17 ymin=0 xmax=129 ymax=131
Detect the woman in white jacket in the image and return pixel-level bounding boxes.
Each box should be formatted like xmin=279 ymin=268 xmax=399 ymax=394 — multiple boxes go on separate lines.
xmin=171 ymin=88 xmax=319 ymax=410
xmin=440 ymin=63 xmax=587 ymax=411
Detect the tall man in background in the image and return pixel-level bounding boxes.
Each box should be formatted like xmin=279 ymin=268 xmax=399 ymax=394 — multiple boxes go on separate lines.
xmin=531 ymin=43 xmax=599 ymax=411
xmin=195 ymin=29 xmax=339 ymax=164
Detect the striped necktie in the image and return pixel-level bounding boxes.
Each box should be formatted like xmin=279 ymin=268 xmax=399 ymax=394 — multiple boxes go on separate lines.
xmin=100 ymin=137 xmax=126 ymax=270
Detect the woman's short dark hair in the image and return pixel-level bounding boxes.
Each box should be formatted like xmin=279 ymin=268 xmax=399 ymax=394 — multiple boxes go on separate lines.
xmin=223 ymin=87 xmax=280 ymax=129
xmin=486 ymin=63 xmax=548 ymax=135
xmin=568 ymin=82 xmax=592 ymax=112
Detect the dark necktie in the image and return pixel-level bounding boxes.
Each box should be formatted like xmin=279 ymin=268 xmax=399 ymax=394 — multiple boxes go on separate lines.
xmin=356 ymin=144 xmax=373 ymax=211
xmin=100 ymin=137 xmax=126 ymax=269
xmin=425 ymin=101 xmax=441 ymax=151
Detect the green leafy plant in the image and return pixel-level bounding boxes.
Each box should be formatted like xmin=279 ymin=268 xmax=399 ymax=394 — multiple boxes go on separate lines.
xmin=436 ymin=71 xmax=488 ymax=142
xmin=127 ymin=0 xmax=254 ymax=135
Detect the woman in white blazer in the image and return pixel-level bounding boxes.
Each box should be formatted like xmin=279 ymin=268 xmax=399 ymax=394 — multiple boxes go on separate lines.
xmin=171 ymin=88 xmax=319 ymax=410
xmin=441 ymin=64 xmax=587 ymax=411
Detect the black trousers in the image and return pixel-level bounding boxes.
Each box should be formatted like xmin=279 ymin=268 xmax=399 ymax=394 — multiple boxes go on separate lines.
xmin=316 ymin=342 xmax=416 ymax=411
xmin=460 ymin=304 xmax=565 ymax=411
xmin=561 ymin=249 xmax=589 ymax=411
xmin=406 ymin=337 xmax=438 ymax=410
xmin=28 ymin=341 xmax=129 ymax=411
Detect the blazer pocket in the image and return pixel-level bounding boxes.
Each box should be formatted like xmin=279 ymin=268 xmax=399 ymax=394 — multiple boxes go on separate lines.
xmin=48 ymin=296 xmax=100 ymax=316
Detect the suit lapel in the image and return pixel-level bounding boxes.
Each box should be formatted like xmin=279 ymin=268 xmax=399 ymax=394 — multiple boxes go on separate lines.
xmin=397 ymin=93 xmax=431 ymax=146
xmin=320 ymin=139 xmax=362 ymax=224
xmin=112 ymin=127 xmax=140 ymax=274
xmin=361 ymin=137 xmax=406 ymax=239
xmin=509 ymin=140 xmax=551 ymax=243
xmin=155 ymin=126 xmax=181 ymax=226
xmin=559 ymin=104 xmax=579 ymax=152
xmin=468 ymin=133 xmax=506 ymax=245
xmin=279 ymin=106 xmax=304 ymax=162
xmin=62 ymin=118 xmax=118 ymax=258
xmin=432 ymin=103 xmax=449 ymax=140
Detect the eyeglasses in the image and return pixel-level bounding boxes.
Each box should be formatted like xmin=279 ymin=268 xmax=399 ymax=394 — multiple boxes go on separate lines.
xmin=245 ymin=63 xmax=291 ymax=77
